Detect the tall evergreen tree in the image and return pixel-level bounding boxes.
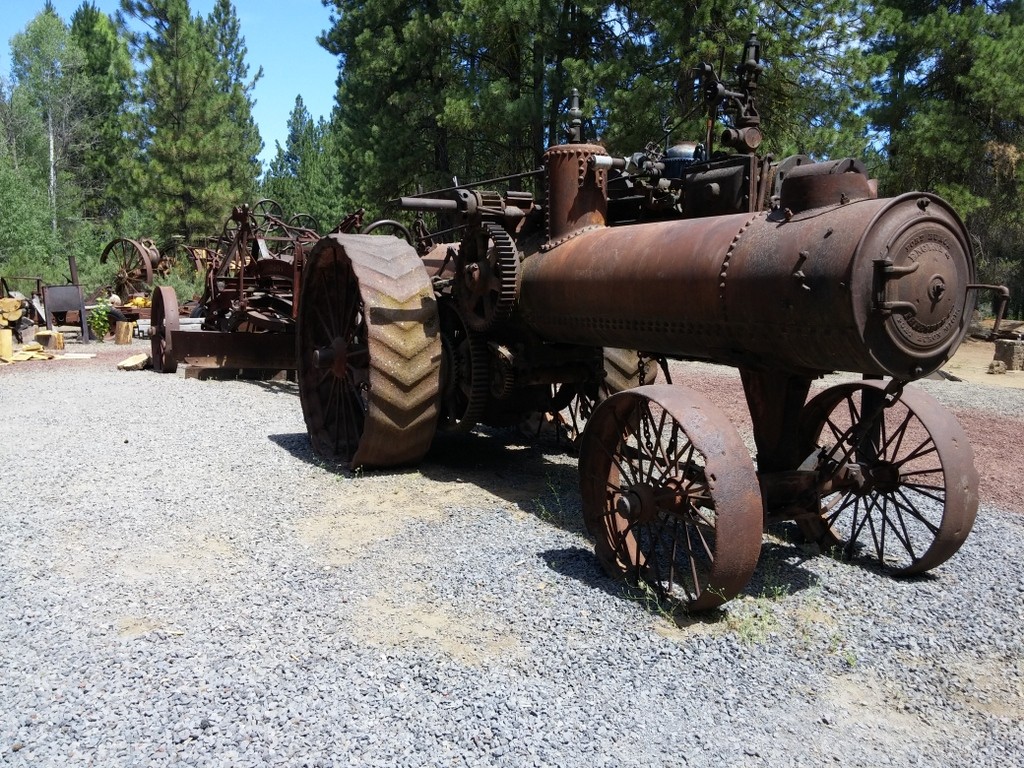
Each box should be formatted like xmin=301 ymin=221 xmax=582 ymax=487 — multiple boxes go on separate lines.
xmin=121 ymin=0 xmax=256 ymax=244
xmin=319 ymin=0 xmax=889 ymax=214
xmin=70 ymin=2 xmax=136 ymax=219
xmin=870 ymin=0 xmax=1024 ymax=313
xmin=205 ymin=0 xmax=263 ymax=202
xmin=262 ymin=96 xmax=347 ymax=229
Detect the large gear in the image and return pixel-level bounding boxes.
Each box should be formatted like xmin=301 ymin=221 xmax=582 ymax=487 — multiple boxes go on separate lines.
xmin=438 ymin=302 xmax=490 ymax=433
xmin=455 ymin=221 xmax=520 ymax=332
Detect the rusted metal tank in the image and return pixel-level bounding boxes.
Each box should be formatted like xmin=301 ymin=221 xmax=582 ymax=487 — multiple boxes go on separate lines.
xmin=521 ymin=144 xmax=975 ymax=381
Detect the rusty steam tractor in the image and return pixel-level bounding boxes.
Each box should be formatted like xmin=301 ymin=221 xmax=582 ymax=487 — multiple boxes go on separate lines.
xmin=294 ymin=36 xmax=1005 ymax=610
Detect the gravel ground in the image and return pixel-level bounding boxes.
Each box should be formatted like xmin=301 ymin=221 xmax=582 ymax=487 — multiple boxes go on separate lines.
xmin=1 ymin=345 xmax=1022 ymax=767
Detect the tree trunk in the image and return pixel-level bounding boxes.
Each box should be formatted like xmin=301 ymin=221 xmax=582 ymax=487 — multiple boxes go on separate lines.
xmin=47 ymin=109 xmax=57 ymax=235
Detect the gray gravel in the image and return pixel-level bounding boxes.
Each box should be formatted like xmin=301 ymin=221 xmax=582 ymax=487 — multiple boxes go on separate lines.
xmin=1 ymin=352 xmax=1022 ymax=767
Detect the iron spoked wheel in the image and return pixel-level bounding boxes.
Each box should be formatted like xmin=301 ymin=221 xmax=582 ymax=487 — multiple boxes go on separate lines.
xmin=150 ymin=285 xmax=179 ymax=374
xmin=252 ymin=198 xmax=285 ymax=232
xmin=217 ymin=216 xmax=242 ymax=268
xmin=580 ymin=385 xmax=763 ymax=611
xmin=539 ymin=349 xmax=659 ymax=450
xmin=361 ymin=219 xmax=414 ymax=245
xmin=797 ymin=381 xmax=978 ymax=575
xmin=288 ymin=213 xmax=321 ymax=237
xmin=100 ymin=238 xmax=155 ymax=298
xmin=299 ymin=250 xmax=368 ymax=460
xmin=297 ymin=234 xmax=441 ymax=468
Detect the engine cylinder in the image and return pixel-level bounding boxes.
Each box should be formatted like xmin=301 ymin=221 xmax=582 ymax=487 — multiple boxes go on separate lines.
xmin=519 ymin=193 xmax=976 ymax=379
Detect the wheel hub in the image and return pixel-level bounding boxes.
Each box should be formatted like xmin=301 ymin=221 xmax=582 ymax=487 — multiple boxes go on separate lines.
xmin=615 ymin=483 xmax=659 ymax=525
xmin=313 ymin=337 xmax=352 ymax=379
xmin=865 ymin=461 xmax=901 ymax=492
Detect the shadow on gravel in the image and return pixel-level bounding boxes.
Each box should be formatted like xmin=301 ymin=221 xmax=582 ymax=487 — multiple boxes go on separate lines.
xmin=542 ymin=535 xmax=822 ymax=627
xmin=268 ymin=424 xmax=588 ymax=534
xmin=274 ymin=424 xmax=829 ymax=624
xmin=421 ymin=427 xmax=587 ymax=532
xmin=246 ymin=379 xmax=300 ymax=396
xmin=269 ymin=432 xmax=322 ymax=464
xmin=743 ymin=539 xmax=822 ymax=598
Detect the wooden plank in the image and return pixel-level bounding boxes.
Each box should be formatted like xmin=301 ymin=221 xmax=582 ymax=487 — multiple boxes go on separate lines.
xmin=0 ymin=328 xmax=12 ymax=360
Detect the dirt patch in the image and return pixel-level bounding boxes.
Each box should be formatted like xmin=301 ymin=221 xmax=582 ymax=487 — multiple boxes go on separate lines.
xmin=943 ymin=336 xmax=1024 ymax=388
xmin=353 ymin=586 xmax=525 ymax=665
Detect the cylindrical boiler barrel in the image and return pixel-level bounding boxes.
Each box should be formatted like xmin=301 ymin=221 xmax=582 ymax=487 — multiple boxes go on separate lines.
xmin=518 ymin=193 xmax=976 ymax=379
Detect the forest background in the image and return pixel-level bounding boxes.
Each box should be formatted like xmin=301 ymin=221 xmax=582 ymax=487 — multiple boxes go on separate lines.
xmin=2 ymin=0 xmax=1023 ymax=315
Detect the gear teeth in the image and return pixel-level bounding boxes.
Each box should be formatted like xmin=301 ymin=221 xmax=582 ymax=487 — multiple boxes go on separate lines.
xmin=456 ymin=222 xmax=520 ymax=332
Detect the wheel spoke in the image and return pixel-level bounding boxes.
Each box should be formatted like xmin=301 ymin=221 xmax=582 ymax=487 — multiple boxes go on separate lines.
xmin=799 ymin=382 xmax=977 ymax=575
xmin=892 ymin=488 xmax=942 ymax=534
xmin=880 ymin=492 xmax=919 ymax=560
xmin=895 ymin=439 xmax=939 ymax=467
xmin=580 ymin=387 xmax=761 ymax=611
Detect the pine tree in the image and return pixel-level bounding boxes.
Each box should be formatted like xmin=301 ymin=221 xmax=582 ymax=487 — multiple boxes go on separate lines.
xmin=122 ymin=0 xmax=254 ymax=244
xmin=205 ymin=0 xmax=263 ymax=202
xmin=262 ymin=96 xmax=348 ymax=230
xmin=70 ymin=2 xmax=136 ymax=219
xmin=870 ymin=0 xmax=1024 ymax=314
xmin=319 ymin=0 xmax=890 ymax=214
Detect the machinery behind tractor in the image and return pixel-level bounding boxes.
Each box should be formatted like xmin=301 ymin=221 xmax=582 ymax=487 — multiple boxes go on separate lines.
xmin=294 ymin=35 xmax=1007 ymax=611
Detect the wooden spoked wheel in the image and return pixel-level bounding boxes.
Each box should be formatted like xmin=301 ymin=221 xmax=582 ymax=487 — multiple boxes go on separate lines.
xmin=580 ymin=385 xmax=763 ymax=611
xmin=150 ymin=285 xmax=179 ymax=374
xmin=797 ymin=381 xmax=978 ymax=575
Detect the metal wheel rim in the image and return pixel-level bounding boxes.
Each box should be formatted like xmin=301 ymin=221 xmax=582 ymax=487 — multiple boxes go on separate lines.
xmin=288 ymin=214 xmax=321 ymax=237
xmin=150 ymin=285 xmax=178 ymax=374
xmin=797 ymin=381 xmax=978 ymax=574
xmin=101 ymin=239 xmax=155 ymax=297
xmin=579 ymin=384 xmax=763 ymax=611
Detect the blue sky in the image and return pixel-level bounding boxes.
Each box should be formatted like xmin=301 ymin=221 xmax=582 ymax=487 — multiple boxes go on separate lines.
xmin=0 ymin=0 xmax=341 ymax=169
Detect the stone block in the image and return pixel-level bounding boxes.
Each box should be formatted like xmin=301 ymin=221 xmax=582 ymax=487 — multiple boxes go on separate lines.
xmin=993 ymin=339 xmax=1024 ymax=371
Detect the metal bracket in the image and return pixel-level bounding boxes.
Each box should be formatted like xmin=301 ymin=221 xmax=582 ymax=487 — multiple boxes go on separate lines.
xmin=874 ymin=258 xmax=921 ymax=316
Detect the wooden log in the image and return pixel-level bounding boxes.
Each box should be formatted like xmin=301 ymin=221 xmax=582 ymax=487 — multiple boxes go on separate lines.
xmin=993 ymin=339 xmax=1024 ymax=371
xmin=0 ymin=328 xmax=12 ymax=360
xmin=36 ymin=329 xmax=65 ymax=350
xmin=117 ymin=353 xmax=150 ymax=370
xmin=114 ymin=321 xmax=135 ymax=345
